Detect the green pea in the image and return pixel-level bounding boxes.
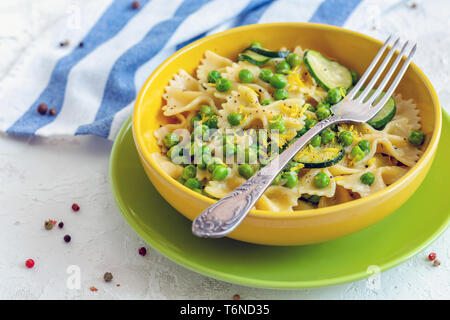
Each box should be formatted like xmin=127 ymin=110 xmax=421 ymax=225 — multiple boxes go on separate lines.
xmin=163 ymin=132 xmax=179 ymax=148
xmin=181 ymin=165 xmax=197 ymax=180
xmin=297 ymin=127 xmax=308 ymax=136
xmin=197 ymin=155 xmax=211 ymax=170
xmin=261 ymin=99 xmax=272 ymax=106
xmin=259 ymin=69 xmax=274 ymax=83
xmin=167 ymin=145 xmax=182 ymax=159
xmin=350 ymin=70 xmax=359 ymax=85
xmin=326 ymin=87 xmax=345 ymax=105
xmin=358 ymin=140 xmax=371 ymax=153
xmin=212 ymin=165 xmax=229 ymax=181
xmin=338 ymin=131 xmax=353 ymax=146
xmin=238 ymin=163 xmax=255 ymax=179
xmin=305 ymin=119 xmax=317 ymax=129
xmin=270 ymin=73 xmax=287 ymax=89
xmin=310 ymin=135 xmax=321 ymax=147
xmin=216 ymin=78 xmax=232 ymax=92
xmin=224 ymin=143 xmax=236 ymax=157
xmin=184 ymin=178 xmax=202 ymax=190
xmin=176 ymin=176 xmax=186 ymax=184
xmin=360 ymin=172 xmax=375 ymax=186
xmin=239 ymin=69 xmax=254 ymax=83
xmin=316 ymin=106 xmax=331 ymax=121
xmin=351 ymin=145 xmax=365 ymax=162
xmin=314 ymin=172 xmax=330 ymax=188
xmin=199 ymin=105 xmax=214 ymax=118
xmin=269 ymin=116 xmax=286 ymax=133
xmin=272 ymin=174 xmax=283 ymax=185
xmin=201 ymin=145 xmax=211 ymax=157
xmin=207 ymin=115 xmax=218 ymax=129
xmin=207 ymin=157 xmax=223 ymax=173
xmin=172 ymin=155 xmax=187 ymax=165
xmin=227 ymin=112 xmax=243 ymax=126
xmin=321 ymin=129 xmax=335 ymax=144
xmin=286 ymin=53 xmax=301 ymax=68
xmin=193 ymin=124 xmax=209 ymax=140
xmin=317 ymin=101 xmax=331 ymax=109
xmin=250 ymin=41 xmax=262 ymax=48
xmin=408 ymin=130 xmax=425 ymax=146
xmin=207 ymin=70 xmax=221 ymax=83
xmin=282 ymin=172 xmax=298 ymax=189
xmin=273 ymin=88 xmax=288 ymax=100
xmin=275 ymin=61 xmax=290 ymax=74
xmin=305 ymin=103 xmax=315 ymax=112
xmin=190 ymin=114 xmax=201 ymax=128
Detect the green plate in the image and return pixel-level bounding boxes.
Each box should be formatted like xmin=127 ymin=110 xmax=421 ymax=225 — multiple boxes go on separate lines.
xmin=109 ymin=115 xmax=450 ymax=289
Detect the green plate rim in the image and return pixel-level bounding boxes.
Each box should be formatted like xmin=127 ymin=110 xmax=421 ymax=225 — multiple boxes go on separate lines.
xmin=109 ymin=115 xmax=449 ymax=290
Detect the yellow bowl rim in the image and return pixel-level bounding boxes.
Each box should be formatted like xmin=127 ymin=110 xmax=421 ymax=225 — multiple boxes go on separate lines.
xmin=133 ymin=22 xmax=442 ymax=219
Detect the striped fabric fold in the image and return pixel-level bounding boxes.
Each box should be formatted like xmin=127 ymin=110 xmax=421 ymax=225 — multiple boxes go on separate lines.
xmin=0 ymin=0 xmax=368 ymax=140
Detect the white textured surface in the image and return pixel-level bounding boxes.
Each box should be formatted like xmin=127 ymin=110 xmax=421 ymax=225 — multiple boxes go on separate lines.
xmin=0 ymin=0 xmax=448 ymax=299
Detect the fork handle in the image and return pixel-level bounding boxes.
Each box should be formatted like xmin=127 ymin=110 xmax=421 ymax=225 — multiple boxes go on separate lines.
xmin=192 ymin=116 xmax=341 ymax=238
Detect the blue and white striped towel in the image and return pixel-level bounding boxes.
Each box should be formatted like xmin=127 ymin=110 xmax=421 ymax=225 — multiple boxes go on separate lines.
xmin=0 ymin=0 xmax=405 ymax=140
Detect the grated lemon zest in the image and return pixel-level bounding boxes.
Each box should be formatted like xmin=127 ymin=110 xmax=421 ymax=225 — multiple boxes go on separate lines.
xmin=367 ymin=157 xmax=376 ymax=166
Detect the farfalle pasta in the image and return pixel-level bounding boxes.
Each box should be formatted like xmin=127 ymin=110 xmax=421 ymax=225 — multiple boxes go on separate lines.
xmin=152 ymin=42 xmax=425 ymax=212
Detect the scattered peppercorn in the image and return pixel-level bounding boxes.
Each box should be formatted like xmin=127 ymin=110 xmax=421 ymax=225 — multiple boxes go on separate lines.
xmin=104 ymin=272 xmax=113 ymax=282
xmin=44 ymin=220 xmax=54 ymax=230
xmin=64 ymin=235 xmax=71 ymax=243
xmin=59 ymin=40 xmax=70 ymax=47
xmin=25 ymin=259 xmax=35 ymax=268
xmin=131 ymin=1 xmax=140 ymax=9
xmin=49 ymin=108 xmax=56 ymax=116
xmin=79 ymin=42 xmax=84 ymax=47
xmin=233 ymin=294 xmax=240 ymax=300
xmin=138 ymin=247 xmax=147 ymax=256
xmin=433 ymin=259 xmax=441 ymax=267
xmin=410 ymin=2 xmax=417 ymax=9
xmin=58 ymin=221 xmax=64 ymax=229
xmin=37 ymin=103 xmax=48 ymax=115
xmin=428 ymin=252 xmax=436 ymax=261
xmin=72 ymin=203 xmax=80 ymax=212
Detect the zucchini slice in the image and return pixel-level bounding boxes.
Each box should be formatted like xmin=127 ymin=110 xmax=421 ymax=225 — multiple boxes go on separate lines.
xmin=238 ymin=49 xmax=270 ymax=66
xmin=296 ymin=142 xmax=345 ymax=168
xmin=247 ymin=47 xmax=290 ymax=58
xmin=303 ymin=50 xmax=353 ymax=91
xmin=355 ymin=89 xmax=396 ymax=130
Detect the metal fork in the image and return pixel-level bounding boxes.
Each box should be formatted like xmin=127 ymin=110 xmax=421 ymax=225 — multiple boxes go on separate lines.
xmin=192 ymin=35 xmax=417 ymax=238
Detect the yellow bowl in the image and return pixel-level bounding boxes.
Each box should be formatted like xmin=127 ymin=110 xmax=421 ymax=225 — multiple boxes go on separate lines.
xmin=132 ymin=23 xmax=442 ymax=246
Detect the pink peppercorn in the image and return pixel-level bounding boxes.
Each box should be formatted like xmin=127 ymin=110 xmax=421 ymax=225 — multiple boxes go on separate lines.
xmin=25 ymin=259 xmax=35 ymax=268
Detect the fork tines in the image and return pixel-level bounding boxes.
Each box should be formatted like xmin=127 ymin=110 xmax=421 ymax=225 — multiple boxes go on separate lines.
xmin=347 ymin=35 xmax=417 ymax=116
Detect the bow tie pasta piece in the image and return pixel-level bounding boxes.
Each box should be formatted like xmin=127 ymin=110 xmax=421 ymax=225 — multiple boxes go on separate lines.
xmin=151 ymin=153 xmax=183 ymax=179
xmin=153 ymin=113 xmax=188 ymax=149
xmin=204 ymin=166 xmax=245 ymax=199
xmin=336 ymin=166 xmax=408 ymax=197
xmin=317 ymin=185 xmax=354 ymax=208
xmin=392 ymin=93 xmax=421 ymax=131
xmin=162 ymin=70 xmax=216 ymax=116
xmin=255 ymin=185 xmax=301 ymax=212
xmin=298 ymin=168 xmax=336 ymax=197
xmin=197 ymin=50 xmax=233 ymax=83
